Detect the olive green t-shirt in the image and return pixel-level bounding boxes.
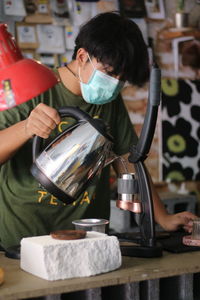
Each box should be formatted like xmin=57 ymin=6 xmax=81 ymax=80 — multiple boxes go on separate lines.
xmin=0 ymin=76 xmax=138 ymax=248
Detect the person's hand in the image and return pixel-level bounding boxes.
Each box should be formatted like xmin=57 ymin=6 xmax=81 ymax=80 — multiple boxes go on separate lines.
xmin=159 ymin=211 xmax=197 ymax=233
xmin=25 ymin=103 xmax=61 ymax=139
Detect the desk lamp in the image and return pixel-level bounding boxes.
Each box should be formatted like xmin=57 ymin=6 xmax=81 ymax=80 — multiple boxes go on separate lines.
xmin=0 ymin=24 xmax=58 ymax=111
xmin=117 ymin=63 xmax=163 ymax=257
xmin=0 ymin=23 xmax=58 ymax=259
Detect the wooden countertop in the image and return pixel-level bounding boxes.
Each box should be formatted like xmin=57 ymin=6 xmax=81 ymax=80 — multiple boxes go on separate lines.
xmin=1 ymin=250 xmax=200 ymax=299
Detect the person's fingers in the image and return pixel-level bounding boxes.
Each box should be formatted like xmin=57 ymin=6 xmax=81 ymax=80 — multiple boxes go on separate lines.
xmin=181 ymin=211 xmax=197 ymax=220
xmin=176 ymin=215 xmax=190 ymax=226
xmin=26 ymin=120 xmax=53 ymax=139
xmin=183 ymin=227 xmax=192 ymax=233
xmin=176 ymin=212 xmax=197 ymax=226
xmin=182 ymin=220 xmax=194 ymax=233
xmin=36 ymin=103 xmax=60 ymax=125
xmin=25 ymin=103 xmax=61 ymax=138
xmin=30 ymin=104 xmax=60 ymax=128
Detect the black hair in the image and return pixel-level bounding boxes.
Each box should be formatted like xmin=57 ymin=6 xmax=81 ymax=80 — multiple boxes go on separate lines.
xmin=72 ymin=12 xmax=149 ymax=86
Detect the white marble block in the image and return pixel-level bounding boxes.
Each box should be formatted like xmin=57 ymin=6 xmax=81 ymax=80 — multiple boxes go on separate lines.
xmin=20 ymin=232 xmax=122 ymax=281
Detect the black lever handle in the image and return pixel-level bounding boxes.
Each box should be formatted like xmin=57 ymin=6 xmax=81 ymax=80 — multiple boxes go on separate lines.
xmin=129 ymin=63 xmax=161 ymax=163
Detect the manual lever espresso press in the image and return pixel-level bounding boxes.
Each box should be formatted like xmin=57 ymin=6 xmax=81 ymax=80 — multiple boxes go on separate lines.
xmin=30 ymin=62 xmax=162 ymax=258
xmin=116 ymin=63 xmax=163 ymax=258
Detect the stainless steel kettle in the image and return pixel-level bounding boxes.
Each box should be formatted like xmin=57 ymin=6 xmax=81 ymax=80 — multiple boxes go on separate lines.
xmin=30 ymin=106 xmax=114 ymax=204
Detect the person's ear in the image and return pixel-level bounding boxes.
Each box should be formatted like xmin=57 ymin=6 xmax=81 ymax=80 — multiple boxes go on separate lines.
xmin=76 ymin=48 xmax=88 ymax=69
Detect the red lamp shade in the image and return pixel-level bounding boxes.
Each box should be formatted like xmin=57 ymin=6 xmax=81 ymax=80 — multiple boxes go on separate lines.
xmin=0 ymin=24 xmax=59 ymax=111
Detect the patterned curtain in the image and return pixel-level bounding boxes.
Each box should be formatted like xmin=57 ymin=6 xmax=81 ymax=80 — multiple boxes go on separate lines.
xmin=161 ymin=78 xmax=200 ymax=181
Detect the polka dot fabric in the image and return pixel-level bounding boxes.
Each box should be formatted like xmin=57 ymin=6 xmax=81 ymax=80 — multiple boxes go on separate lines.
xmin=161 ymin=79 xmax=200 ymax=181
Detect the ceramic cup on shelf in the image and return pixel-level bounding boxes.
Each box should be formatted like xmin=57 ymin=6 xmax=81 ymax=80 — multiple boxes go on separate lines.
xmin=175 ymin=12 xmax=189 ymax=28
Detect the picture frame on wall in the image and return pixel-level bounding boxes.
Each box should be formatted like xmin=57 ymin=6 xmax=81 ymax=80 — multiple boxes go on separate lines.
xmin=144 ymin=0 xmax=165 ymax=20
xmin=119 ymin=0 xmax=146 ymax=18
xmin=16 ymin=23 xmax=38 ymax=49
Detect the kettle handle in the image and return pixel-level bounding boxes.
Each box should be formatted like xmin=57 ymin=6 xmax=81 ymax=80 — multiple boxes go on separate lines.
xmin=32 ymin=106 xmax=93 ymax=162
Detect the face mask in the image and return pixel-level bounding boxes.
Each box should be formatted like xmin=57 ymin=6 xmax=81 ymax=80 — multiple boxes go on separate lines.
xmin=79 ymin=54 xmax=124 ymax=105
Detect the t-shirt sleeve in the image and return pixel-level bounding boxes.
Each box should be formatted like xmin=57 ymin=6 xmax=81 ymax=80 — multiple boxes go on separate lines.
xmin=0 ymin=97 xmax=41 ymax=130
xmin=110 ymin=94 xmax=138 ymax=156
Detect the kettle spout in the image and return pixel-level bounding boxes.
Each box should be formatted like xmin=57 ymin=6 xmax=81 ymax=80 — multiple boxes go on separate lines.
xmin=104 ymin=151 xmax=119 ymax=167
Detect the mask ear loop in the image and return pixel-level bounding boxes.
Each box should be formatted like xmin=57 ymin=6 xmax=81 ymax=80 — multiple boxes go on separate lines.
xmin=79 ymin=52 xmax=96 ymax=83
xmin=78 ymin=67 xmax=83 ymax=83
xmin=87 ymin=53 xmax=96 ymax=71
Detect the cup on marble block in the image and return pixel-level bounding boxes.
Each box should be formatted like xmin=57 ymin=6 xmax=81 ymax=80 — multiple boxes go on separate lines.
xmin=72 ymin=218 xmax=109 ymax=233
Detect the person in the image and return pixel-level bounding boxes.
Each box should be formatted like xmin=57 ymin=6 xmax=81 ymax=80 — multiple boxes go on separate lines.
xmin=0 ymin=12 xmax=197 ymax=249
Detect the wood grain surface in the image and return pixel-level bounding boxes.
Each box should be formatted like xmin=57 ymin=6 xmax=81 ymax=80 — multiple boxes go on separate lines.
xmin=0 ymin=267 xmax=4 ymax=285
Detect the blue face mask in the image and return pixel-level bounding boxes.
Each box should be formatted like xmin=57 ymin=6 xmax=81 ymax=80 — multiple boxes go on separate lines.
xmin=79 ymin=55 xmax=124 ymax=105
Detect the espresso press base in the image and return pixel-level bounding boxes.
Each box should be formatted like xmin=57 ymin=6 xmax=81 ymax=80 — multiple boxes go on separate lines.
xmin=119 ymin=241 xmax=163 ymax=258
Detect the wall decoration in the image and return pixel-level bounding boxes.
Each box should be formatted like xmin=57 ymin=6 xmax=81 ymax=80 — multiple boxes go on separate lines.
xmin=3 ymin=0 xmax=26 ymax=17
xmin=22 ymin=49 xmax=38 ymax=59
xmin=50 ymin=0 xmax=69 ymax=26
xmin=120 ymin=0 xmax=146 ymax=18
xmin=16 ymin=23 xmax=38 ymax=49
xmin=36 ymin=24 xmax=65 ymax=54
xmin=24 ymin=0 xmax=52 ymax=23
xmin=65 ymin=25 xmax=79 ymax=50
xmin=96 ymin=0 xmax=119 ymax=14
xmin=0 ymin=1 xmax=22 ymax=23
xmin=161 ymin=78 xmax=200 ymax=181
xmin=60 ymin=50 xmax=74 ymax=65
xmin=38 ymin=54 xmax=59 ymax=67
xmin=70 ymin=0 xmax=96 ymax=26
xmin=144 ymin=0 xmax=165 ymax=19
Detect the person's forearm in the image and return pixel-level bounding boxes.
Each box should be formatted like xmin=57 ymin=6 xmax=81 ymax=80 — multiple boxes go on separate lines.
xmin=0 ymin=120 xmax=31 ymax=164
xmin=0 ymin=103 xmax=61 ymax=165
xmin=150 ymin=181 xmax=169 ymax=224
